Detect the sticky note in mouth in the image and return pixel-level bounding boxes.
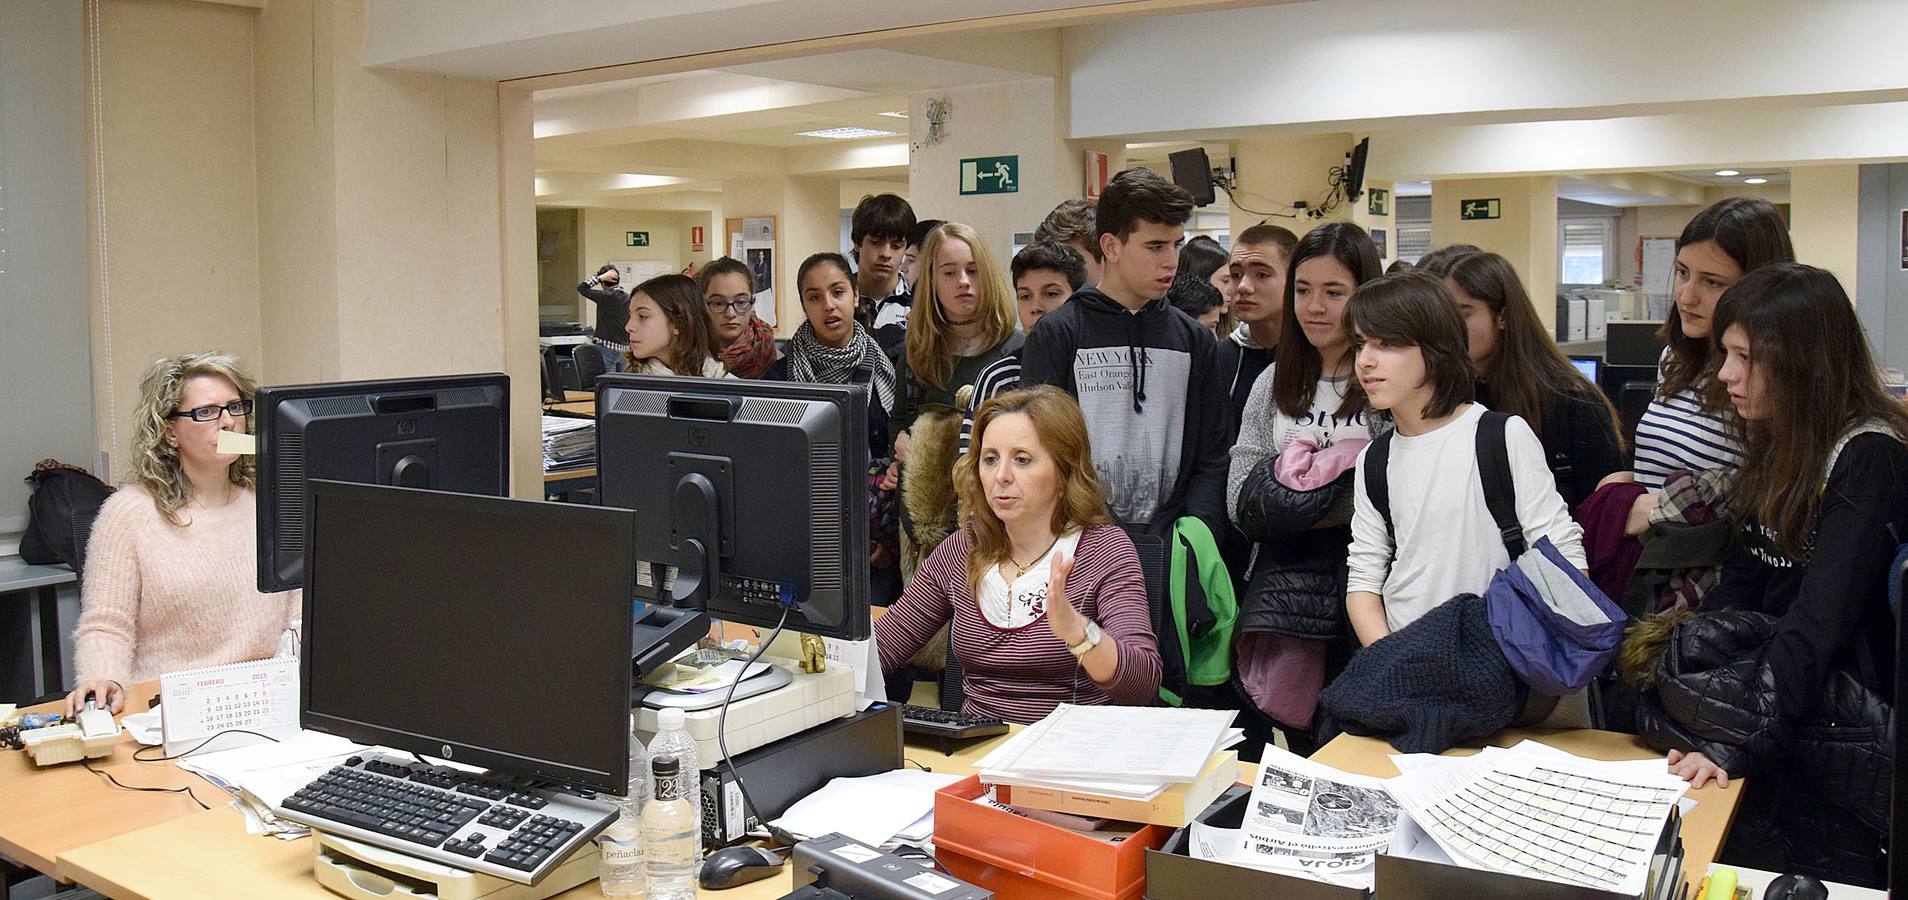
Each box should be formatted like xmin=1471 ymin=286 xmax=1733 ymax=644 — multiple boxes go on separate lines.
xmin=217 ymin=431 xmax=258 ymax=455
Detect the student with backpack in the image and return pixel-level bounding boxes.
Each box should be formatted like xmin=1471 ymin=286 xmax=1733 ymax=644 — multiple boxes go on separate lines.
xmin=1629 ymin=264 xmax=1908 ymax=887
xmin=1342 ymin=272 xmax=1586 ymax=646
xmin=67 ymin=352 xmax=300 ymax=715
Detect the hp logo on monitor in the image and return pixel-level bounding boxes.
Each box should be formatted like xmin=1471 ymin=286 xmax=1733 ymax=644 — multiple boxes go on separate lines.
xmin=688 ymin=426 xmax=711 ymax=450
xmin=441 ymin=744 xmax=453 ymax=758
xmin=398 ymin=419 xmax=418 ymax=436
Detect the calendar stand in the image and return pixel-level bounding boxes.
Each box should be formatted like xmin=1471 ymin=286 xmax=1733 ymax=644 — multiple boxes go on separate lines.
xmin=158 ymin=656 xmax=301 ymax=756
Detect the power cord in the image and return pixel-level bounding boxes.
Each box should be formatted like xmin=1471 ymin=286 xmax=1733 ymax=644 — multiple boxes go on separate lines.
xmin=132 ymin=728 xmax=283 ymax=763
xmin=714 ymin=607 xmax=795 ymax=848
xmin=82 ymin=758 xmax=210 ymax=809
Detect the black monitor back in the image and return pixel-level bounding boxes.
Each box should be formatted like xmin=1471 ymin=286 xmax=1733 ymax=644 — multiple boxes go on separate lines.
xmin=1168 ymin=148 xmax=1216 ymax=207
xmin=594 ymin=374 xmax=871 ymax=640
xmin=255 ymin=373 xmax=509 ymax=592
xmin=300 ymin=480 xmax=634 ymax=795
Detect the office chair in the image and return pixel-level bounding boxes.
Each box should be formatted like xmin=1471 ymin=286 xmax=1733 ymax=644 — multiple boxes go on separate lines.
xmin=572 ymin=343 xmax=608 ymax=391
xmin=1617 ymin=380 xmax=1656 ymax=458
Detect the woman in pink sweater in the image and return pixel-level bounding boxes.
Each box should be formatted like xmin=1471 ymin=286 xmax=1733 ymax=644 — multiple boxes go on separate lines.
xmin=875 ymin=386 xmax=1162 ymax=724
xmin=66 ymin=352 xmax=300 ymax=715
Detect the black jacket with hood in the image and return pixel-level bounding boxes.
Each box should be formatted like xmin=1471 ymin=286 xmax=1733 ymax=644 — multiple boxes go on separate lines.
xmin=1019 ymin=286 xmax=1232 ymax=543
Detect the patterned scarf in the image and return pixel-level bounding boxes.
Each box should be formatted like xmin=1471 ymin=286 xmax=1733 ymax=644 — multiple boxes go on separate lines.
xmin=786 ymin=321 xmax=896 ymax=415
xmin=719 ymin=315 xmax=779 ymax=380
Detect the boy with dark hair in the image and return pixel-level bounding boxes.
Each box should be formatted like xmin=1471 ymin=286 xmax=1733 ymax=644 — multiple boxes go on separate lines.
xmin=955 ymin=242 xmax=1089 ymax=454
xmin=900 ymin=218 xmax=944 ymax=295
xmin=850 ymin=193 xmax=917 ymax=351
xmin=1020 ymin=167 xmax=1231 ymax=544
xmin=1218 ymin=222 xmax=1299 ymax=438
xmin=1033 ymin=198 xmax=1103 ymax=286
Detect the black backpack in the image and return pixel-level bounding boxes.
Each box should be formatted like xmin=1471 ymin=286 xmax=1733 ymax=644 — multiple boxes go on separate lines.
xmin=20 ymin=459 xmax=115 ymax=569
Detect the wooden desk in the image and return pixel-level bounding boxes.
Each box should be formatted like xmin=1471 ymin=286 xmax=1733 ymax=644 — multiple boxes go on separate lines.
xmin=541 ymin=466 xmax=597 ymax=484
xmin=54 ymin=724 xmax=1016 ymax=900
xmin=1313 ymin=728 xmax=1743 ymax=894
xmin=0 ymin=683 xmax=204 ymax=879
xmin=543 ymin=398 xmax=594 ymax=417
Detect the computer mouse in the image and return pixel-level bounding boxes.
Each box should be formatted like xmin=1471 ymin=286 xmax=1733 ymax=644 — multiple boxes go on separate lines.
xmin=697 ymin=845 xmax=785 ymax=890
xmin=1764 ymin=872 xmax=1829 ymax=900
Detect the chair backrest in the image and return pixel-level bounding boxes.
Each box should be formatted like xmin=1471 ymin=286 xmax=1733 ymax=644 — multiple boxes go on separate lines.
xmin=572 ymin=344 xmax=608 ymax=391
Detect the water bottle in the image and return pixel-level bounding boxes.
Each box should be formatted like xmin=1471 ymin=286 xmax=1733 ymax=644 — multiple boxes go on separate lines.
xmin=642 ymin=755 xmax=698 ymax=900
xmin=599 ymin=715 xmax=649 ymax=897
xmin=646 ymin=707 xmax=702 ymax=858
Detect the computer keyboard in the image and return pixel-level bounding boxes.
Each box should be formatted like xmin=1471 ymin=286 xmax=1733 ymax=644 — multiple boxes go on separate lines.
xmin=273 ymin=753 xmax=617 ymax=884
xmin=899 ymin=705 xmax=1009 ymax=741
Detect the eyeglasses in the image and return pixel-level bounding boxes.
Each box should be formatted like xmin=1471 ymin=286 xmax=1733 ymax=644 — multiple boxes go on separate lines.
xmin=168 ymin=399 xmax=254 ymax=422
xmin=705 ymin=297 xmax=755 ymax=315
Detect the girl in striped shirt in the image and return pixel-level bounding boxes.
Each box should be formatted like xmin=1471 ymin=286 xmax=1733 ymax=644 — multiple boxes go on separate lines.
xmin=875 ymin=386 xmax=1163 ymax=724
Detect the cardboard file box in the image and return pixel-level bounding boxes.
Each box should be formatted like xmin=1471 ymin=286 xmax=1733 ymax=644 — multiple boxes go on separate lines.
xmin=934 ymin=775 xmax=1169 ymax=900
xmin=1000 ymin=749 xmax=1239 ymax=828
xmin=1144 ymin=786 xmax=1363 ymax=900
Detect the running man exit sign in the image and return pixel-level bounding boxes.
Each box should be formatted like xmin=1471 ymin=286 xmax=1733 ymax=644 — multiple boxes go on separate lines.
xmin=1460 ymin=199 xmax=1502 ymax=220
xmin=960 ymin=156 xmax=1019 ymax=195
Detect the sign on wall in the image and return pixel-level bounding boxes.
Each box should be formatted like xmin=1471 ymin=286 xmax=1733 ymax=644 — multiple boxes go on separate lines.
xmin=961 ymin=155 xmax=1019 ymax=195
xmin=625 ymin=231 xmax=650 ymax=247
xmin=1460 ymin=199 xmax=1501 ymax=221
xmin=691 ymin=225 xmax=705 ymax=254
xmin=1367 ymin=188 xmax=1389 ymax=216
xmin=1085 ymin=151 xmax=1109 ymax=201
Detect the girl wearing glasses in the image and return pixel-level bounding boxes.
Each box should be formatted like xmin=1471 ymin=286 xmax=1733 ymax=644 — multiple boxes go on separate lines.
xmin=66 ymin=352 xmax=300 ymax=716
xmin=624 ymin=274 xmax=734 ymax=379
xmin=697 ymin=257 xmax=779 ymax=379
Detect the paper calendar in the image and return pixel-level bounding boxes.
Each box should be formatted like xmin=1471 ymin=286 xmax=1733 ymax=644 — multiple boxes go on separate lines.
xmin=159 ymin=656 xmax=301 ymax=756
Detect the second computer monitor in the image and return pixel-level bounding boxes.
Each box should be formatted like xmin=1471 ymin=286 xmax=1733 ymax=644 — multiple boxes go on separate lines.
xmin=595 ymin=374 xmax=871 ymax=641
xmin=255 ymin=374 xmax=509 ymax=593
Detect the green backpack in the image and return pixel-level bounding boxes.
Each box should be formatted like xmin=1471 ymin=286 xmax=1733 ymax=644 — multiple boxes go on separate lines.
xmin=1159 ymin=516 xmax=1238 ymax=706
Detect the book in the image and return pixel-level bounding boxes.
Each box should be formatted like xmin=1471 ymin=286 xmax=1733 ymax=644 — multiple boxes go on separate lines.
xmin=1002 ymin=749 xmax=1239 ymax=827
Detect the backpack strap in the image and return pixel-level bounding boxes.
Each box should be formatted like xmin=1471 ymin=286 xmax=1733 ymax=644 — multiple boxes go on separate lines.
xmin=1476 ymin=410 xmax=1526 ymax=559
xmin=1363 ymin=430 xmax=1396 ymax=541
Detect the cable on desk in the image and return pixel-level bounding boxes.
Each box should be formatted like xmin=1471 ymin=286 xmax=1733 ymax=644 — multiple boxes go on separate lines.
xmin=82 ymin=758 xmax=210 ymax=809
xmin=903 ymin=758 xmax=932 ymax=772
xmin=715 ymin=607 xmax=795 ymax=849
xmin=132 ymin=728 xmax=283 ymax=763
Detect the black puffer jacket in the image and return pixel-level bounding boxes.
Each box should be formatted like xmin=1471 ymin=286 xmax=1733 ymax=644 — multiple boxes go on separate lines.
xmin=1636 ymin=608 xmax=1892 ymax=831
xmin=1232 ymin=455 xmax=1355 ymax=640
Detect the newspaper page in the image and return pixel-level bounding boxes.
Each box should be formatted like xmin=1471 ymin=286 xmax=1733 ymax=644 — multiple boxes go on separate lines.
xmin=1233 ymin=745 xmax=1402 ymax=889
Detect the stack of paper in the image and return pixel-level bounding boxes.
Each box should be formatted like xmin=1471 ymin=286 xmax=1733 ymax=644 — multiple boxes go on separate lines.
xmin=771 ymin=768 xmax=965 ymax=848
xmin=1206 ymin=746 xmax=1403 ymax=891
xmin=177 ymin=730 xmax=370 ymax=840
xmin=1384 ymin=740 xmax=1690 ymax=896
xmin=541 ymin=415 xmax=595 ymax=471
xmin=976 ymin=705 xmax=1240 ymax=808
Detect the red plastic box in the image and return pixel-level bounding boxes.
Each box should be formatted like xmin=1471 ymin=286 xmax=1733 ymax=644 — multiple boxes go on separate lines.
xmin=933 ymin=775 xmax=1169 ymax=900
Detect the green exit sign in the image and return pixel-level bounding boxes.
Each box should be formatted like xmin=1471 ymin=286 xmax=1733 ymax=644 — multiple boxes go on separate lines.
xmin=1460 ymin=198 xmax=1502 ymax=220
xmin=625 ymin=231 xmax=650 ymax=247
xmin=960 ymin=155 xmax=1019 ymax=195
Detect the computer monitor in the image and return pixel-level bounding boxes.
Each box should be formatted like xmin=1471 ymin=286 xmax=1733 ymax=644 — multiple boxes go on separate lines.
xmin=1568 ymin=355 xmax=1603 ymax=384
xmin=300 ymin=479 xmax=635 ymax=795
xmin=594 ymin=374 xmax=872 ymax=641
xmin=1342 ymin=136 xmax=1370 ymax=203
xmin=255 ymin=374 xmax=509 ymax=592
xmin=1168 ymin=148 xmax=1216 ymax=207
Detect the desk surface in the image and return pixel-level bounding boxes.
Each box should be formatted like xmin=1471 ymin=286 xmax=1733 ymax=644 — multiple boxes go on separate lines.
xmin=54 ymin=714 xmax=1015 ymax=900
xmin=544 ymin=397 xmax=595 ymax=417
xmin=1313 ymin=727 xmax=1743 ymax=894
xmin=0 ymin=557 xmax=79 ymax=591
xmin=0 ymin=683 xmax=204 ymax=878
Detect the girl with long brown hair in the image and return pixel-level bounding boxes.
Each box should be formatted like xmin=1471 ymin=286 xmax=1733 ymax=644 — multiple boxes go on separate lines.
xmin=624 ymin=274 xmax=730 ymax=378
xmin=874 ymin=387 xmax=1162 ymax=724
xmin=1443 ymin=250 xmax=1625 ymax=510
xmin=1638 ymin=264 xmax=1907 ymax=886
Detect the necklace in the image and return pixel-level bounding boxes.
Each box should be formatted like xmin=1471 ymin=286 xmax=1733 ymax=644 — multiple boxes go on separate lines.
xmin=1008 ymin=533 xmax=1062 ymax=579
xmin=945 ymin=315 xmax=977 ymax=327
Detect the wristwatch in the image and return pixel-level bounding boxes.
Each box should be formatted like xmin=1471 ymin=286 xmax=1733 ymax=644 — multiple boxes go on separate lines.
xmin=1067 ymin=621 xmax=1103 ymax=657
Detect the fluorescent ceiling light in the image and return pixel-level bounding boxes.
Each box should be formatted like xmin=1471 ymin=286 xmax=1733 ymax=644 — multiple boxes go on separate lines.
xmin=1713 ymin=169 xmax=1740 ymax=177
xmin=1743 ymin=177 xmax=1768 ymax=184
xmin=878 ymin=111 xmax=908 ymax=119
xmin=796 ymin=127 xmax=899 ymax=140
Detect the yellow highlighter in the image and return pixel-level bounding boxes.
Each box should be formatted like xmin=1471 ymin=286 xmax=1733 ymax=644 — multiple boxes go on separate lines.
xmin=1703 ymin=867 xmax=1738 ymax=900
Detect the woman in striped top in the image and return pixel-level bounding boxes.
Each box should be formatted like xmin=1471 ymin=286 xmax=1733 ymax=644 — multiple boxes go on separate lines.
xmin=875 ymin=386 xmax=1163 ymax=724
xmin=1628 ymin=199 xmax=1793 ymax=493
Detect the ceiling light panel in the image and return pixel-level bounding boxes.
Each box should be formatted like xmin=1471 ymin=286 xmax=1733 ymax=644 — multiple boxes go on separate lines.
xmin=796 ymin=127 xmax=899 ymax=140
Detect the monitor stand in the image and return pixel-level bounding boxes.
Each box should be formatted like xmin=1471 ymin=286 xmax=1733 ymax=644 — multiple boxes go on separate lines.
xmin=311 ymin=828 xmax=597 ymax=900
xmin=634 ymin=658 xmax=794 ymax=711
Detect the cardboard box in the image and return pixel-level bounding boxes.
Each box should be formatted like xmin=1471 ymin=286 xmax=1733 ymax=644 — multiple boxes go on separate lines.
xmin=1001 ymin=749 xmax=1239 ymax=828
xmin=935 ymin=775 xmax=1168 ymax=900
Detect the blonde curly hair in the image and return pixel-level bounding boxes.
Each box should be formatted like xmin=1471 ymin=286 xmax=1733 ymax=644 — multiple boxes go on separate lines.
xmin=129 ymin=351 xmax=257 ymax=526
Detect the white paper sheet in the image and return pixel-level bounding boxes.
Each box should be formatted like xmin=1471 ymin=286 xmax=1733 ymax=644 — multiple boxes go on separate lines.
xmin=990 ymin=705 xmax=1236 ymax=784
xmin=771 ymin=770 xmax=964 ymax=847
xmin=1232 ymin=745 xmax=1402 ymax=890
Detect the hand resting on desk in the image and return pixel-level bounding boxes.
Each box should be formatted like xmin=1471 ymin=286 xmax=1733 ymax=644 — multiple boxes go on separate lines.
xmin=66 ymin=679 xmax=126 ymax=717
xmin=1667 ymin=748 xmax=1729 ymax=789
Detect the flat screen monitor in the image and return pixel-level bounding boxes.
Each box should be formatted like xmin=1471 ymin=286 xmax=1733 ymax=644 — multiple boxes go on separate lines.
xmin=300 ymin=480 xmax=635 ymax=795
xmin=595 ymin=374 xmax=872 ymax=641
xmin=1168 ymin=148 xmax=1216 ymax=207
xmin=255 ymin=374 xmax=509 ymax=592
xmin=1342 ymin=136 xmax=1370 ymax=203
xmin=1569 ymin=356 xmax=1603 ymax=384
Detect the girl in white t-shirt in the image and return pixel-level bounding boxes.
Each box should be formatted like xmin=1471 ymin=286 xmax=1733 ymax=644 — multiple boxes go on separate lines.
xmin=1343 ymin=272 xmax=1586 ymax=646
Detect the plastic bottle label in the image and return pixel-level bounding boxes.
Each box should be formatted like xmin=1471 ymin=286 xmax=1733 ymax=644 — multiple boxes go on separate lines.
xmin=599 ymin=832 xmax=645 ymax=866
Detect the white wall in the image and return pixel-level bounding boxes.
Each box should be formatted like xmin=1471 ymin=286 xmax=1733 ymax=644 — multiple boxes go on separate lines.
xmin=1065 ymin=0 xmax=1908 ymax=140
xmin=906 ymin=79 xmax=1069 ymax=269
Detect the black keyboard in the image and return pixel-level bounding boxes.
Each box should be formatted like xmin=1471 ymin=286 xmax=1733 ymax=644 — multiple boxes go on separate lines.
xmin=273 ymin=754 xmax=613 ymax=884
xmin=900 ymin=704 xmax=1009 ymax=740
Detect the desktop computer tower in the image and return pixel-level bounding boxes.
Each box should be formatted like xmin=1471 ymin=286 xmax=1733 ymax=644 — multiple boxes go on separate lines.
xmin=699 ymin=702 xmax=902 ymax=845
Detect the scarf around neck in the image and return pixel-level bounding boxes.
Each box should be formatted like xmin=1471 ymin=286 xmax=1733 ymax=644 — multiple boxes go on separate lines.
xmin=786 ymin=321 xmax=896 ymax=415
xmin=720 ymin=315 xmax=778 ymax=379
